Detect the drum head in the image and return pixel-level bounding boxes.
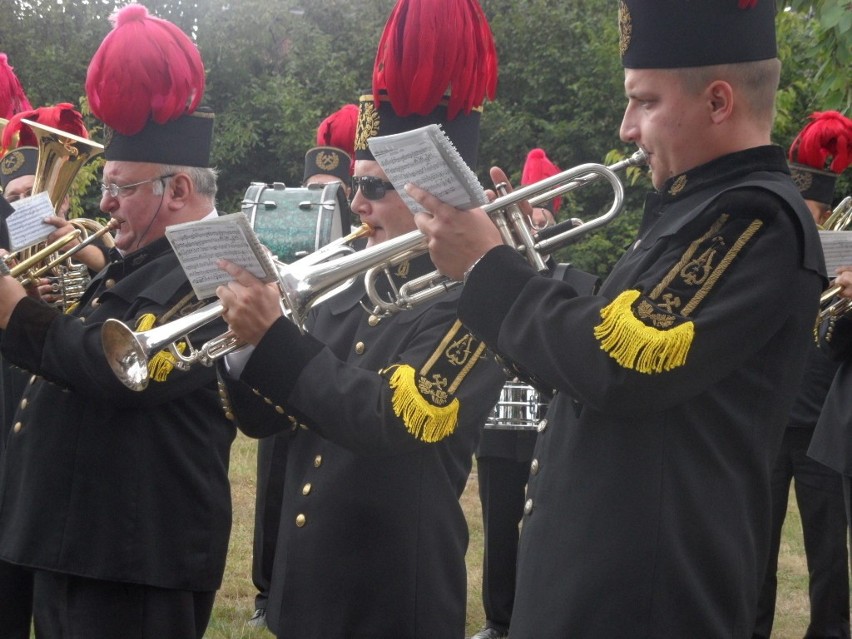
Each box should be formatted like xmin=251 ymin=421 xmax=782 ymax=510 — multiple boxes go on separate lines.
xmin=241 ymin=182 xmax=351 ymax=263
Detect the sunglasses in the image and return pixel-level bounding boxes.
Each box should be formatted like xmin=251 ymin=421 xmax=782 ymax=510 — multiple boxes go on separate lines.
xmin=351 ymin=176 xmax=396 ymax=201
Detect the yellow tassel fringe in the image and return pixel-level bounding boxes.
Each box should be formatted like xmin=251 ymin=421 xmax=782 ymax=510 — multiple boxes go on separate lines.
xmin=387 ymin=365 xmax=460 ymax=443
xmin=135 ymin=313 xmax=186 ymax=382
xmin=594 ymin=290 xmax=694 ymax=374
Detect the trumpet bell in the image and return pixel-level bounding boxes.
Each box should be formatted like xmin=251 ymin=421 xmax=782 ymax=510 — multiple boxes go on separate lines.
xmin=102 ymin=318 xmax=153 ymax=391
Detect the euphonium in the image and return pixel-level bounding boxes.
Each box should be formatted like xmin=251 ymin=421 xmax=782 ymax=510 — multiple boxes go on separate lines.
xmin=102 ymin=223 xmax=374 ymax=391
xmin=815 ymin=197 xmax=852 ymax=323
xmin=1 ymin=119 xmax=107 ymax=310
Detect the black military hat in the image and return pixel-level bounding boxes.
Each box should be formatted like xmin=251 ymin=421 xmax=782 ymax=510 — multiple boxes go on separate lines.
xmin=619 ymin=0 xmax=777 ymax=69
xmin=303 ymin=104 xmax=358 ymax=184
xmin=788 ymin=111 xmax=852 ymax=207
xmin=85 ymin=4 xmax=213 ymax=168
xmin=0 ymin=146 xmax=36 ymax=190
xmin=354 ymin=0 xmax=498 ymax=171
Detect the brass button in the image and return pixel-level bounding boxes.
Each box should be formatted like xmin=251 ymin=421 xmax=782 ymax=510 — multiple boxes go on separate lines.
xmin=368 ymin=315 xmax=380 ymax=326
xmin=537 ymin=418 xmax=548 ymax=433
xmin=104 ymin=278 xmax=116 ymax=289
xmin=354 ymin=341 xmax=365 ymax=355
xmin=313 ymin=455 xmax=322 ymax=468
xmin=295 ymin=514 xmax=306 ymax=527
xmin=13 ymin=422 xmax=22 ymax=433
xmin=29 ymin=375 xmax=37 ymax=384
xmin=19 ymin=398 xmax=27 ymax=410
xmin=530 ymin=459 xmax=539 ymax=475
xmin=224 ymin=411 xmax=234 ymax=421
xmin=288 ymin=416 xmax=298 ymax=425
xmin=275 ymin=405 xmax=284 ymax=414
xmin=218 ymin=388 xmax=227 ymax=399
xmin=90 ymin=298 xmax=100 ymax=308
xmin=523 ymin=498 xmax=534 ymax=515
xmin=302 ymin=483 xmax=312 ymax=496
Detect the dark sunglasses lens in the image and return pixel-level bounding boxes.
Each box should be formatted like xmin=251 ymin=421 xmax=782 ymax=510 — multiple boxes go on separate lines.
xmin=352 ymin=177 xmax=386 ymax=201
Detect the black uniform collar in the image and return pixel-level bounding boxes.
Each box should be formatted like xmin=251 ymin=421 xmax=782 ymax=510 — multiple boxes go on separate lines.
xmin=655 ymin=145 xmax=788 ymax=205
xmin=105 ymin=236 xmax=173 ymax=277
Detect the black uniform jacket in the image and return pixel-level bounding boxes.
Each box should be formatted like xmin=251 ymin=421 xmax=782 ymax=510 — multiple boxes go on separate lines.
xmin=810 ymin=315 xmax=852 ymax=477
xmin=458 ymin=146 xmax=825 ymax=638
xmin=0 ymin=237 xmax=235 ymax=592
xmin=221 ymin=253 xmax=506 ymax=639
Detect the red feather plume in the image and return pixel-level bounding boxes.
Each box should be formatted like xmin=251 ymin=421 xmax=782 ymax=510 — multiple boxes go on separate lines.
xmin=522 ymin=148 xmax=562 ymax=212
xmin=738 ymin=0 xmax=758 ymax=9
xmin=1 ymin=103 xmax=88 ymax=155
xmin=316 ymin=104 xmax=359 ymax=176
xmin=316 ymin=104 xmax=359 ymax=156
xmin=789 ymin=110 xmax=852 ymax=175
xmin=0 ymin=53 xmax=32 ymax=120
xmin=372 ymin=0 xmax=498 ymax=119
xmin=85 ymin=3 xmax=205 ymax=136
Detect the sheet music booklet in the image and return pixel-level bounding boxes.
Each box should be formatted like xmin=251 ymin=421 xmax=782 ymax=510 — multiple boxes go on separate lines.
xmin=819 ymin=230 xmax=852 ymax=274
xmin=367 ymin=123 xmax=488 ymax=214
xmin=166 ymin=212 xmax=278 ymax=300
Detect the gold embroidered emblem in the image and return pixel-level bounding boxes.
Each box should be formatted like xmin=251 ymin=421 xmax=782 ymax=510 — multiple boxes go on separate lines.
xmin=618 ymin=1 xmax=632 ymax=57
xmin=417 ymin=373 xmax=450 ymax=406
xmin=680 ymin=237 xmax=724 ymax=286
xmin=668 ymin=174 xmax=687 ymax=196
xmin=315 ymin=150 xmax=340 ymax=172
xmin=103 ymin=125 xmax=114 ymax=149
xmin=395 ymin=260 xmax=410 ymax=279
xmin=657 ymin=292 xmax=681 ymax=314
xmin=355 ymin=99 xmax=380 ymax=151
xmin=446 ymin=332 xmax=475 ymax=366
xmin=1 ymin=150 xmax=25 ymax=176
xmin=636 ymin=299 xmax=677 ymax=328
xmin=790 ymin=168 xmax=813 ymax=193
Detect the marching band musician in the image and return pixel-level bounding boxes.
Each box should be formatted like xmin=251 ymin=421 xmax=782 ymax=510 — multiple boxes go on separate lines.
xmin=409 ymin=2 xmax=826 ymax=636
xmin=248 ymin=102 xmax=360 ymax=630
xmin=1 ymin=103 xmax=110 ymax=301
xmin=216 ymin=0 xmax=506 ymax=636
xmin=755 ymin=110 xmax=852 ymax=639
xmin=0 ymin=50 xmax=36 ymax=639
xmin=806 ymin=111 xmax=852 ymax=620
xmin=468 ymin=147 xmax=562 ymax=639
xmin=0 ymin=7 xmax=245 ymax=638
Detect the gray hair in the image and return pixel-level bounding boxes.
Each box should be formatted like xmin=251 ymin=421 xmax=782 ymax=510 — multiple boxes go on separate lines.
xmin=152 ymin=165 xmax=219 ymax=200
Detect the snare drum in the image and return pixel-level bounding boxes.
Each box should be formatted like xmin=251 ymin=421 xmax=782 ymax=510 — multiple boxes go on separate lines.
xmin=241 ymin=182 xmax=351 ymax=263
xmin=485 ymin=380 xmax=548 ymax=430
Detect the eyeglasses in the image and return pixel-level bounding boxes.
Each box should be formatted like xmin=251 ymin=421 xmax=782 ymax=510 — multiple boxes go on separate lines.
xmin=3 ymin=188 xmax=33 ymax=204
xmin=351 ymin=176 xmax=396 ymax=201
xmin=100 ymin=174 xmax=175 ymax=198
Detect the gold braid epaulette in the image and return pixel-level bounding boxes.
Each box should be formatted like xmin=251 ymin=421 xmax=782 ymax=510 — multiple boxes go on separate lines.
xmin=594 ymin=214 xmax=764 ymax=374
xmin=382 ymin=319 xmax=487 ymax=443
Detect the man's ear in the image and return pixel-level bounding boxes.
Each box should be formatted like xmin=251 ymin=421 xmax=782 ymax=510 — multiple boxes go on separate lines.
xmin=707 ymin=80 xmax=734 ymax=124
xmin=166 ymin=173 xmax=193 ymax=208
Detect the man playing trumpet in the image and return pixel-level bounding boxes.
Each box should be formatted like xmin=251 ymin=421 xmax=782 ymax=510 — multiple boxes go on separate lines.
xmin=408 ymin=1 xmax=825 ymax=636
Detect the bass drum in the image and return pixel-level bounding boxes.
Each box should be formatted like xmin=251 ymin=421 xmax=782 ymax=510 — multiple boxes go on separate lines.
xmin=241 ymin=181 xmax=352 ymax=263
xmin=485 ymin=380 xmax=548 ymax=431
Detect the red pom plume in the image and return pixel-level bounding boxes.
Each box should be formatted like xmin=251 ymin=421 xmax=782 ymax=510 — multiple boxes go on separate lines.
xmin=85 ymin=3 xmax=205 ymax=136
xmin=522 ymin=148 xmax=562 ymax=212
xmin=372 ymin=0 xmax=498 ymax=119
xmin=0 ymin=53 xmax=32 ymax=119
xmin=316 ymin=104 xmax=359 ymax=156
xmin=738 ymin=0 xmax=758 ymax=9
xmin=1 ymin=103 xmax=88 ymax=154
xmin=317 ymin=103 xmax=359 ymax=175
xmin=789 ymin=110 xmax=852 ymax=175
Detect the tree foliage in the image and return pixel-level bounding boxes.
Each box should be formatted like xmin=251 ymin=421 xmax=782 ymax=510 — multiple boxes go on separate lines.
xmin=0 ymin=0 xmax=849 ymax=277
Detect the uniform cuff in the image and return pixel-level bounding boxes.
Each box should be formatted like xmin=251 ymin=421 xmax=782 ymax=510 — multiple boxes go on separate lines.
xmin=458 ymin=245 xmax=538 ymax=345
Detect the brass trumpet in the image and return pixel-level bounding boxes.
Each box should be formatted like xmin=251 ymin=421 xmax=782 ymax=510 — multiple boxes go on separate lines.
xmin=102 ymin=223 xmax=374 ymax=391
xmin=815 ymin=196 xmax=852 ymax=323
xmin=103 ymin=150 xmax=645 ymax=390
xmin=363 ymin=150 xmax=646 ymax=315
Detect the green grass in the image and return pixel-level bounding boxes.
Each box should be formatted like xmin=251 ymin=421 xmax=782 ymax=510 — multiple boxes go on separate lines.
xmin=209 ymin=432 xmax=832 ymax=638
